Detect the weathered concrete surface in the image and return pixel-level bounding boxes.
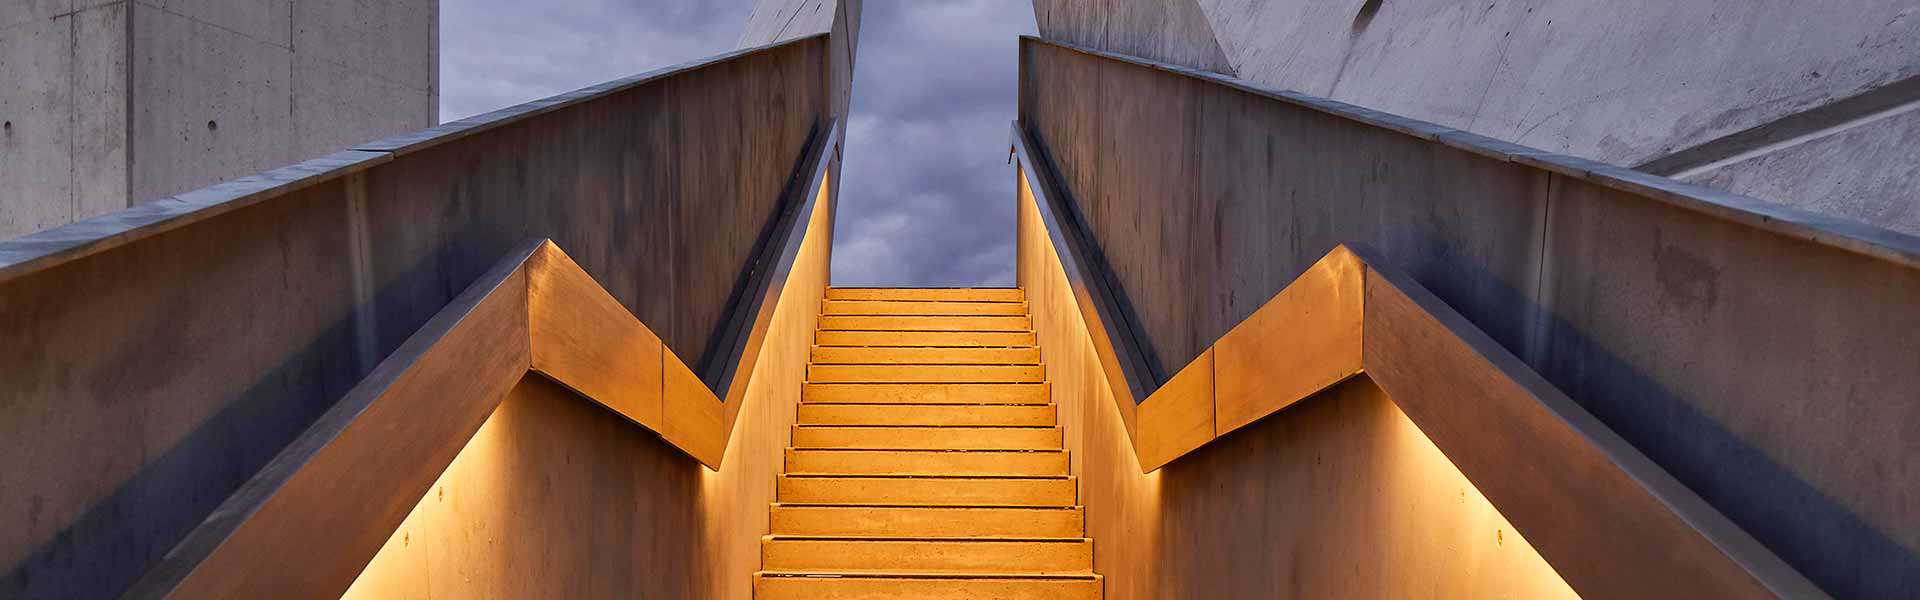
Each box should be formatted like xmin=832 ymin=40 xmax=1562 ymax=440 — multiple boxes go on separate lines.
xmin=0 ymin=37 xmax=830 ymax=599
xmin=0 ymin=1 xmax=128 ymax=238
xmin=1031 ymin=0 xmax=1231 ymax=75
xmin=1035 ymin=0 xmax=1920 ymax=234
xmin=0 ymin=0 xmax=436 ymax=239
xmin=342 ymin=375 xmax=705 ymax=598
xmin=739 ymin=0 xmax=861 ymax=213
xmin=129 ymin=0 xmax=438 ymax=202
xmin=1676 ymin=101 xmax=1920 ymax=230
xmin=1019 ymin=193 xmax=1576 ymax=597
xmin=739 ymin=0 xmax=861 ymax=122
xmin=344 ymin=154 xmax=832 ymax=599
xmin=1019 ymin=39 xmax=1920 ymax=597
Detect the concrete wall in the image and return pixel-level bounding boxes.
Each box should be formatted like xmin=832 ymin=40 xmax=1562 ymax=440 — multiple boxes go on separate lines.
xmin=1030 ymin=0 xmax=1230 ymax=75
xmin=0 ymin=37 xmax=829 ymax=599
xmin=343 ymin=171 xmax=832 ymax=598
xmin=1033 ymin=0 xmax=1920 ymax=235
xmin=0 ymin=0 xmax=437 ymax=239
xmin=0 ymin=0 xmax=128 ymax=238
xmin=341 ymin=375 xmax=705 ymax=598
xmin=1019 ymin=39 xmax=1920 ymax=597
xmin=739 ymin=0 xmax=860 ymax=162
xmin=1016 ymin=179 xmax=1576 ymax=598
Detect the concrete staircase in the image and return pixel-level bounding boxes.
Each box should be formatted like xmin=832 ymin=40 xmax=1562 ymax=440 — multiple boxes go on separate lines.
xmin=755 ymin=288 xmax=1103 ymax=599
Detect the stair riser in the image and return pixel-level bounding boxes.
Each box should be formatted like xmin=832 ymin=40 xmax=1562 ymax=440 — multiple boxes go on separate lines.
xmin=812 ymin=346 xmax=1041 ymax=365
xmin=756 ymin=575 xmax=1098 ymax=600
xmin=779 ymin=476 xmax=1077 ymax=505
xmin=793 ymin=427 xmax=1062 ymax=450
xmin=797 ymin=405 xmax=1055 ymax=427
xmin=817 ymin=330 xmax=1037 ymax=347
xmin=809 ymin=364 xmax=1044 ymax=383
xmin=827 ymin=288 xmax=1025 ymax=302
xmin=762 ymin=538 xmax=1093 ymax=573
xmin=786 ymin=449 xmax=1067 ymax=476
xmin=804 ymin=383 xmax=1049 ymax=404
xmin=821 ymin=315 xmax=1031 ymax=332
xmin=824 ymin=300 xmax=1029 ymax=316
xmin=771 ymin=505 xmax=1085 ymax=537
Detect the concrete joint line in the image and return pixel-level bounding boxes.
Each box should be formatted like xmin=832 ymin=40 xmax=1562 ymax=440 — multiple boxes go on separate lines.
xmin=1640 ymin=74 xmax=1920 ymax=179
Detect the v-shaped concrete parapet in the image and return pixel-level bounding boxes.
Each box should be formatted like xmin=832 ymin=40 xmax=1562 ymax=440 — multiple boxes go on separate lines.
xmin=1012 ymin=121 xmax=1827 ymax=599
xmin=124 ymin=234 xmax=826 ymax=599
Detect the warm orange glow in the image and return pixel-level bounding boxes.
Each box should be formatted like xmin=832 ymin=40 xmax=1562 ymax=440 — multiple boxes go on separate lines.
xmin=342 ymin=384 xmax=521 ymax=598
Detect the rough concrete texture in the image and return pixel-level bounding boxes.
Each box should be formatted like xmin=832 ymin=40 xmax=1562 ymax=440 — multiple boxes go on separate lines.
xmin=130 ymin=0 xmax=437 ymax=202
xmin=739 ymin=0 xmax=859 ymax=50
xmin=0 ymin=1 xmax=128 ymax=239
xmin=0 ymin=36 xmax=830 ymax=599
xmin=1018 ymin=40 xmax=1920 ymax=596
xmin=739 ymin=0 xmax=861 ymax=204
xmin=0 ymin=0 xmax=435 ymax=239
xmin=1678 ymin=103 xmax=1920 ymax=230
xmin=1032 ymin=0 xmax=1231 ymax=75
xmin=1035 ymin=0 xmax=1920 ymax=234
xmin=1018 ymin=192 xmax=1576 ymax=597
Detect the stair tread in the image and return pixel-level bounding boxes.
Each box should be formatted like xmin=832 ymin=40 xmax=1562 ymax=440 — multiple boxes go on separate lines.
xmin=784 ymin=473 xmax=1070 ymax=479
xmin=758 ymin=571 xmax=1099 ymax=580
xmin=826 ymin=288 xmax=1025 ymax=301
xmin=795 ymin=424 xmax=1057 ymax=428
xmin=774 ymin=502 xmax=1083 ymax=508
xmin=764 ymin=290 xmax=1101 ymax=598
xmin=766 ymin=535 xmax=1089 ymax=542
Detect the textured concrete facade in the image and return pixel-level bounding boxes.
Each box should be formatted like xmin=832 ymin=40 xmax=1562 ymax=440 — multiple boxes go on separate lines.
xmin=1033 ymin=0 xmax=1920 ymax=234
xmin=0 ymin=1 xmax=128 ymax=238
xmin=0 ymin=0 xmax=437 ymax=239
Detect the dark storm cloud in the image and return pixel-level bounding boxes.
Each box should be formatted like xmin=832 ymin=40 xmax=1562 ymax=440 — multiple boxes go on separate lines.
xmin=442 ymin=1 xmax=1033 ymax=285
xmin=441 ymin=1 xmax=754 ymax=120
xmin=832 ymin=1 xmax=1036 ymax=286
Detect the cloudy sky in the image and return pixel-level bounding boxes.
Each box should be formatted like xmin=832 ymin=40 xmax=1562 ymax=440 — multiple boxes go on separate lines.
xmin=442 ymin=1 xmax=1036 ymax=287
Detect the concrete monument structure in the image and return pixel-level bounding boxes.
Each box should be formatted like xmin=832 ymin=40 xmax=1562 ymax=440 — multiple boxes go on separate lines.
xmin=0 ymin=0 xmax=1915 ymax=598
xmin=0 ymin=0 xmax=438 ymax=238
xmin=1032 ymin=0 xmax=1920 ymax=234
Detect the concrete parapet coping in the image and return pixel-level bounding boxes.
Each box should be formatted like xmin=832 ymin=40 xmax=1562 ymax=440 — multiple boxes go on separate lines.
xmin=1023 ymin=36 xmax=1920 ymax=271
xmin=1012 ymin=123 xmax=1827 ymax=599
xmin=0 ymin=33 xmax=833 ymax=285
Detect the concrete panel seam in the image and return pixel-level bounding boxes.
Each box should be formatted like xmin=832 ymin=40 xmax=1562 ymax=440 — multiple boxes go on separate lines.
xmin=130 ymin=0 xmax=293 ymax=50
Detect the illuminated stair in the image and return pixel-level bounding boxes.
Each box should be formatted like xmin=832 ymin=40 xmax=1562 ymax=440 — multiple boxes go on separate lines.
xmin=756 ymin=288 xmax=1103 ymax=599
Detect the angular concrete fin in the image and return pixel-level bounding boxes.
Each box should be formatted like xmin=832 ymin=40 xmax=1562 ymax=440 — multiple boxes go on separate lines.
xmin=1031 ymin=0 xmax=1234 ymax=75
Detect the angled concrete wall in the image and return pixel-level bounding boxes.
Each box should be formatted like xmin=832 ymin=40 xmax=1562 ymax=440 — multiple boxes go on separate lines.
xmin=1019 ymin=38 xmax=1920 ymax=597
xmin=1031 ymin=0 xmax=1231 ymax=75
xmin=0 ymin=0 xmax=437 ymax=239
xmin=1035 ymin=0 xmax=1920 ymax=234
xmin=0 ymin=36 xmax=830 ymax=599
xmin=739 ymin=0 xmax=862 ymax=222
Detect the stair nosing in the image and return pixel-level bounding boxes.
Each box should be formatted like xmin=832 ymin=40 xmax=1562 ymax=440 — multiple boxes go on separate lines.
xmin=772 ymin=502 xmax=1082 ymax=509
xmin=756 ymin=571 xmax=1098 ymax=581
xmin=765 ymin=535 xmax=1090 ymax=543
xmin=772 ymin=502 xmax=1084 ymax=509
xmin=782 ymin=473 xmax=1073 ymax=480
xmin=787 ymin=450 xmax=1075 ymax=453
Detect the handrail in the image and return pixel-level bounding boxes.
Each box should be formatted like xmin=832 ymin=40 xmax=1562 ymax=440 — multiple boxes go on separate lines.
xmin=1012 ymin=122 xmax=1826 ymax=599
xmin=121 ymin=120 xmax=838 ymax=600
